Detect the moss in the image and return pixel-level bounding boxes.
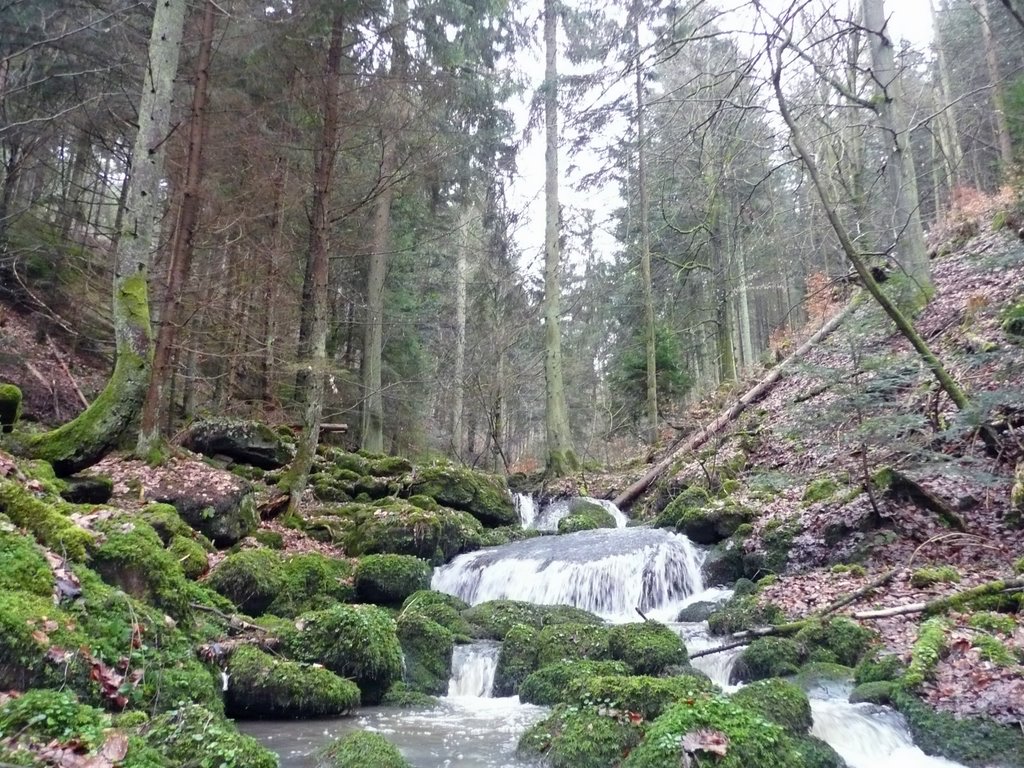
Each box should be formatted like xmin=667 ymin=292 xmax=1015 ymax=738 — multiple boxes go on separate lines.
xmin=792 ymin=736 xmax=846 ymax=768
xmin=607 ymin=621 xmax=686 ymax=675
xmin=381 ymin=682 xmax=438 ymax=708
xmin=854 ymin=652 xmax=905 ymax=684
xmin=462 ymin=600 xmax=602 ymax=640
xmin=90 ymin=517 xmax=193 ymax=619
xmin=891 ymin=687 xmax=1024 ymax=767
xmin=968 ymin=611 xmax=1016 ymax=635
xmin=281 ymin=603 xmax=402 ymax=704
xmin=207 ymin=549 xmax=284 ymax=616
xmin=321 ymin=731 xmax=411 ymax=768
xmin=519 ymin=660 xmax=631 ymax=706
xmin=904 ymin=617 xmax=949 ymax=688
xmin=910 ymin=565 xmax=961 ymax=588
xmin=517 ymin=704 xmax=643 ymax=768
xmin=168 ymin=535 xmax=209 ymax=579
xmin=0 ymin=527 xmax=54 ymax=598
xmin=0 ymin=383 xmax=22 ymax=433
xmin=368 ymin=455 xmax=413 ymax=477
xmin=537 ymin=622 xmax=612 ymax=668
xmin=354 ymin=554 xmax=432 ymax=605
xmin=621 ymin=692 xmax=804 ymax=768
xmin=226 ymin=645 xmax=360 ymax=718
xmin=572 ymin=674 xmax=717 ymax=721
xmin=0 ymin=689 xmax=109 ymax=752
xmin=849 ymin=680 xmax=895 ymax=705
xmin=268 ymin=552 xmax=355 ymax=617
xmin=137 ymin=503 xmax=200 ymax=544
xmin=662 ymin=493 xmax=753 ymax=545
xmin=407 ymin=463 xmax=516 ymax=527
xmin=396 ymin=611 xmax=453 ymax=695
xmin=794 ymin=618 xmax=875 ymax=667
xmin=1000 ymin=301 xmax=1024 ymax=338
xmin=494 ymin=623 xmax=539 ymax=696
xmin=676 ymin=601 xmax=721 ymax=623
xmin=707 ymin=596 xmax=784 ymax=635
xmin=1015 ymin=556 xmax=1024 ymax=575
xmin=730 ymin=678 xmax=812 ymax=734
xmin=401 ymin=590 xmax=471 ymax=637
xmin=0 ymin=477 xmax=93 ymax=560
xmin=802 ymin=477 xmax=839 ymax=505
xmin=557 ymin=500 xmax=616 ymax=534
xmin=252 ymin=530 xmax=284 ymax=549
xmin=144 ymin=703 xmax=277 ymax=768
xmin=654 ymin=486 xmax=712 ymax=528
xmin=973 ymin=634 xmax=1016 ymax=666
xmin=756 ymin=516 xmax=801 ymax=576
xmin=732 ymin=637 xmax=802 ymax=683
xmin=829 ymin=563 xmax=866 ymax=577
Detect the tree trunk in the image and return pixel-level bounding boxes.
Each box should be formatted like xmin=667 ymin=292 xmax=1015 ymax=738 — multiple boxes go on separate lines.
xmin=138 ymin=0 xmax=217 ymax=457
xmin=863 ymin=0 xmax=931 ymax=303
xmin=978 ymin=0 xmax=1015 ymax=176
xmin=542 ymin=0 xmax=578 ymax=476
xmin=19 ymin=0 xmax=187 ymax=475
xmin=930 ymin=0 xmax=964 ymax=192
xmin=450 ymin=205 xmax=471 ymax=458
xmin=283 ymin=10 xmax=345 ymax=512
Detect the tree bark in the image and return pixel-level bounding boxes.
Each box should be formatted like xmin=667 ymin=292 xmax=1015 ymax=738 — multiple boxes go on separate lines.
xmin=18 ymin=0 xmax=187 ymax=475
xmin=542 ymin=0 xmax=578 ymax=476
xmin=978 ymin=0 xmax=1015 ymax=176
xmin=138 ymin=0 xmax=217 ymax=457
xmin=283 ymin=10 xmax=345 ymax=513
xmin=450 ymin=204 xmax=471 ymax=458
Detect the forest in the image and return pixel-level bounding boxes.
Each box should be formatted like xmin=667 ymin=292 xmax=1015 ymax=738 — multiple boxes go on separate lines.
xmin=1 ymin=0 xmax=1023 ymax=767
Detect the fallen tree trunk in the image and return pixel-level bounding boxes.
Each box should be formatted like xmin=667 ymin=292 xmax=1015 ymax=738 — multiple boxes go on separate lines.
xmin=614 ymin=298 xmax=859 ymax=509
xmin=854 ymin=578 xmax=1024 ymax=619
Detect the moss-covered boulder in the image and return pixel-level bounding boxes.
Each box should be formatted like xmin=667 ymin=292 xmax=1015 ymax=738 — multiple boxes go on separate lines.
xmin=608 ymin=621 xmax=687 ymax=675
xmin=673 ymin=498 xmax=754 ymax=545
xmin=308 ymin=497 xmax=483 ymax=563
xmin=226 ymin=645 xmax=360 ymax=718
xmin=181 ymin=416 xmax=295 ymax=469
xmin=381 ymin=682 xmax=438 ymax=708
xmin=571 ymin=674 xmax=718 ymax=720
xmin=407 ymin=464 xmax=516 ymax=527
xmin=794 ymin=618 xmax=875 ymax=667
xmin=396 ymin=611 xmax=453 ymax=695
xmin=1001 ymin=300 xmax=1024 ymax=338
xmin=463 ymin=599 xmax=603 ymax=640
xmin=676 ymin=600 xmax=722 ymax=623
xmin=654 ymin=487 xmax=712 ymax=528
xmin=281 ymin=603 xmax=402 ymax=704
xmin=322 ymin=731 xmax=411 ymax=768
xmin=793 ymin=737 xmax=847 ymax=768
xmin=731 ymin=636 xmax=802 ymax=683
xmin=536 ymin=622 xmax=613 ymax=667
xmin=0 ymin=476 xmax=93 ymax=560
xmin=519 ymin=660 xmax=631 ymax=706
xmin=401 ymin=590 xmax=471 ymax=638
xmin=494 ymin=623 xmax=539 ymax=697
xmin=355 ymin=554 xmax=431 ymax=605
xmin=730 ymin=679 xmax=812 ymax=734
xmin=207 ymin=548 xmax=284 ymax=616
xmin=849 ymin=680 xmax=895 ymax=705
xmin=707 ymin=595 xmax=784 ymax=635
xmin=517 ymin=704 xmax=643 ymax=768
xmin=621 ymin=693 xmax=805 ymax=768
xmin=0 ymin=383 xmax=22 ymax=433
xmin=854 ymin=652 xmax=905 ymax=684
xmin=556 ymin=499 xmax=616 ymax=534
xmin=144 ymin=703 xmax=277 ymax=767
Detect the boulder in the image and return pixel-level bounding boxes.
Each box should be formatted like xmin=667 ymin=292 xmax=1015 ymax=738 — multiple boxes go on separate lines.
xmin=322 ymin=732 xmax=411 ymax=768
xmin=59 ymin=474 xmax=113 ymax=504
xmin=608 ymin=621 xmax=687 ymax=675
xmin=396 ymin=611 xmax=453 ymax=695
xmin=408 ymin=464 xmax=516 ymax=526
xmin=180 ymin=417 xmax=294 ymax=469
xmin=354 ymin=554 xmax=432 ymax=605
xmin=147 ymin=459 xmax=258 ymax=546
xmin=0 ymin=383 xmax=21 ymax=433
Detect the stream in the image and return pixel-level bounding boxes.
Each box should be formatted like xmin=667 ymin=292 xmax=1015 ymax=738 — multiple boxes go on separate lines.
xmin=243 ymin=495 xmax=970 ymax=768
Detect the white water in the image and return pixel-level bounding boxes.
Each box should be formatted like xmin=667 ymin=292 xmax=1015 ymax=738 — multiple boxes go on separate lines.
xmin=514 ymin=494 xmax=628 ymax=531
xmin=432 ymin=527 xmax=704 ymax=622
xmin=447 ymin=642 xmax=500 ymax=698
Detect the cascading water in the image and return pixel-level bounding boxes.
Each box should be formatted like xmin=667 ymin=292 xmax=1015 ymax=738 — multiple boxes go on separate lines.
xmin=447 ymin=642 xmax=500 ymax=698
xmin=432 ymin=527 xmax=704 ymax=622
xmin=514 ymin=494 xmax=629 ymax=531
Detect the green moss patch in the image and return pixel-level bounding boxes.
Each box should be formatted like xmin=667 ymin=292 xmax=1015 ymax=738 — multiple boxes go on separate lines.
xmin=322 ymin=731 xmax=411 ymax=768
xmin=910 ymin=566 xmax=961 ymax=588
xmin=355 ymin=554 xmax=432 ymax=605
xmin=608 ymin=621 xmax=687 ymax=675
xmin=732 ymin=637 xmax=802 ymax=683
xmin=226 ymin=645 xmax=360 ymax=718
xmin=396 ymin=611 xmax=453 ymax=695
xmin=518 ymin=704 xmax=643 ymax=768
xmin=462 ymin=599 xmax=602 ymax=640
xmin=904 ymin=617 xmax=949 ymax=688
xmin=557 ymin=500 xmax=616 ymax=534
xmin=794 ymin=618 xmax=875 ymax=667
xmin=407 ymin=464 xmax=516 ymax=527
xmin=730 ymin=679 xmax=812 ymax=734
xmin=0 ymin=476 xmax=93 ymax=560
xmin=144 ymin=703 xmax=277 ymax=768
xmin=494 ymin=623 xmax=539 ymax=697
xmin=519 ymin=660 xmax=631 ymax=706
xmin=536 ymin=622 xmax=613 ymax=667
xmin=571 ymin=674 xmax=717 ymax=720
xmin=0 ymin=383 xmax=22 ymax=433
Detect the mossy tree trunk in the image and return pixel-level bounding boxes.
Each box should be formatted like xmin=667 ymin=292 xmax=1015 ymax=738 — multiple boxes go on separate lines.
xmin=284 ymin=9 xmax=345 ymax=514
xmin=542 ymin=0 xmax=578 ymax=477
xmin=18 ymin=0 xmax=187 ymax=475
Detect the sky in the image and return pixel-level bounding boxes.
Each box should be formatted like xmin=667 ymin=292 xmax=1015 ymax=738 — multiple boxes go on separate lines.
xmin=507 ymin=0 xmax=939 ymax=277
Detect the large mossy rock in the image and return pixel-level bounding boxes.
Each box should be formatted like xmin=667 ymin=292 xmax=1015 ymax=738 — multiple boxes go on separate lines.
xmin=536 ymin=622 xmax=613 ymax=667
xmin=462 ymin=599 xmax=602 ymax=640
xmin=517 ymin=704 xmax=643 ymax=768
xmin=407 ymin=464 xmax=516 ymax=527
xmin=354 ymin=554 xmax=431 ymax=605
xmin=729 ymin=679 xmax=812 ymax=734
xmin=668 ymin=495 xmax=753 ymax=545
xmin=181 ymin=417 xmax=295 ymax=469
xmin=401 ymin=590 xmax=472 ymax=638
xmin=396 ymin=611 xmax=454 ymax=695
xmin=281 ymin=603 xmax=402 ymax=705
xmin=608 ymin=621 xmax=687 ymax=675
xmin=0 ymin=383 xmax=22 ymax=433
xmin=226 ymin=645 xmax=360 ymax=718
xmin=571 ymin=674 xmax=717 ymax=720
xmin=621 ymin=694 xmax=805 ymax=768
xmin=494 ymin=623 xmax=540 ymax=697
xmin=322 ymin=731 xmax=412 ymax=768
xmin=307 ymin=496 xmax=483 ymax=563
xmin=707 ymin=595 xmax=784 ymax=636
xmin=556 ymin=499 xmax=616 ymax=534
xmin=731 ymin=637 xmax=803 ymax=683
xmin=794 ymin=618 xmax=875 ymax=667
xmin=518 ymin=660 xmax=631 ymax=706
xmin=145 ymin=703 xmax=278 ymax=767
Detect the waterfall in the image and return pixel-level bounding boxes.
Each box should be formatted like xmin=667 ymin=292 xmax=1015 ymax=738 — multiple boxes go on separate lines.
xmin=514 ymin=494 xmax=628 ymax=531
xmin=810 ymin=697 xmax=966 ymax=768
xmin=447 ymin=642 xmax=500 ymax=698
xmin=433 ymin=527 xmax=704 ymax=622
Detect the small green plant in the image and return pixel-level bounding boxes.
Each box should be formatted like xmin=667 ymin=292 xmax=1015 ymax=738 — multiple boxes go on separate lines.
xmin=831 ymin=564 xmax=867 ymax=577
xmin=972 ymin=634 xmax=1016 ymax=667
xmin=969 ymin=612 xmax=1016 ymax=635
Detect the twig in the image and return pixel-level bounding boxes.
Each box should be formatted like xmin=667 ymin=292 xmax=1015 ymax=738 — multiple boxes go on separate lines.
xmin=189 ymin=602 xmax=269 ymax=632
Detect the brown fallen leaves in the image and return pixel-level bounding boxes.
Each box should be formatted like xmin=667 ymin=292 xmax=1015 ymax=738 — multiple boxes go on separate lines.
xmin=682 ymin=728 xmax=730 ymax=766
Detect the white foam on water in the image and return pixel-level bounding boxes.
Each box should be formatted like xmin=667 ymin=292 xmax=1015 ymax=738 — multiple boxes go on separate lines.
xmin=447 ymin=642 xmax=500 ymax=699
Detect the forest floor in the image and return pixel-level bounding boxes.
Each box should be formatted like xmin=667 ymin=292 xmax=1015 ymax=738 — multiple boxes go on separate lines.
xmin=582 ymin=222 xmax=1024 ymax=725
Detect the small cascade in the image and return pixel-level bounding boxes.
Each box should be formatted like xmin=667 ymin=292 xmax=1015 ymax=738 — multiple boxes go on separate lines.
xmin=447 ymin=642 xmax=500 ymax=698
xmin=522 ymin=495 xmax=629 ymax=531
xmin=433 ymin=527 xmax=704 ymax=622
xmin=810 ymin=697 xmax=966 ymax=768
